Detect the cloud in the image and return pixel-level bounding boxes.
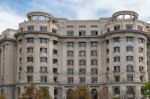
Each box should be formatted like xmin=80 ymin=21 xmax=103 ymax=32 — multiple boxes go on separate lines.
xmin=0 ymin=6 xmax=26 ymax=33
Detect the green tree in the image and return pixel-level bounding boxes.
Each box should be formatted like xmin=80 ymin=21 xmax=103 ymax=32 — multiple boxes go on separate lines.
xmin=42 ymin=89 xmax=51 ymax=99
xmin=143 ymin=81 xmax=150 ymax=98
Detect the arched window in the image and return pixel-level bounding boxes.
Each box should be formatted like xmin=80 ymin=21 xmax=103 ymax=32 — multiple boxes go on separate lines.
xmin=91 ymin=89 xmax=98 ymax=99
xmin=114 ymin=87 xmax=120 ymax=94
xmin=127 ymin=87 xmax=135 ymax=99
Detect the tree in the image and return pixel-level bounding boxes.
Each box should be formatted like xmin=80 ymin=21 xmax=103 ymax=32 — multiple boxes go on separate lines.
xmin=0 ymin=94 xmax=6 ymax=99
xmin=143 ymin=81 xmax=150 ymax=98
xmin=20 ymin=84 xmax=51 ymax=99
xmin=98 ymin=87 xmax=108 ymax=99
xmin=66 ymin=85 xmax=91 ymax=99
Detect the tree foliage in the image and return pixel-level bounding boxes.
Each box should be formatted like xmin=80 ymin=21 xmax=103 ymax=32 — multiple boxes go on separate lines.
xmin=67 ymin=85 xmax=91 ymax=99
xmin=0 ymin=94 xmax=6 ymax=99
xmin=20 ymin=84 xmax=51 ymax=99
xmin=143 ymin=81 xmax=150 ymax=98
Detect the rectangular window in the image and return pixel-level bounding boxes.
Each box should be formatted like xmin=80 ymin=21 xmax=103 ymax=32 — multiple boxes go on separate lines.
xmin=91 ymin=68 xmax=98 ymax=75
xmin=27 ymin=67 xmax=33 ymax=73
xmin=79 ymin=68 xmax=86 ymax=75
xmin=40 ymin=57 xmax=47 ymax=63
xmin=91 ymin=77 xmax=97 ymax=84
xmin=139 ymin=47 xmax=144 ymax=52
xmin=27 ymin=37 xmax=34 ymax=43
xmin=139 ymin=38 xmax=144 ymax=43
xmin=91 ymin=41 xmax=97 ymax=47
xmin=67 ymin=31 xmax=74 ymax=36
xmin=91 ymin=60 xmax=97 ymax=65
xmin=127 ymin=65 xmax=134 ymax=72
xmin=67 ymin=60 xmax=74 ymax=65
xmin=67 ymin=42 xmax=74 ymax=47
xmin=91 ymin=31 xmax=98 ymax=35
xmin=139 ymin=57 xmax=144 ymax=62
xmin=114 ymin=56 xmax=120 ymax=62
xmin=28 ymin=26 xmax=34 ymax=32
xmin=114 ymin=25 xmax=120 ymax=31
xmin=53 ymin=59 xmax=58 ymax=64
xmin=80 ymin=77 xmax=85 ymax=84
xmin=27 ymin=57 xmax=34 ymax=62
xmin=79 ymin=31 xmax=86 ymax=36
xmin=114 ymin=47 xmax=120 ymax=52
xmin=126 ymin=56 xmax=133 ymax=62
xmin=67 ymin=68 xmax=74 ymax=75
xmin=115 ymin=75 xmax=120 ymax=82
xmin=40 ymin=76 xmax=47 ymax=82
xmin=40 ymin=48 xmax=47 ymax=53
xmin=90 ymin=25 xmax=98 ymax=28
xmin=127 ymin=75 xmax=133 ymax=82
xmin=114 ymin=37 xmax=120 ymax=43
xmin=40 ymin=38 xmax=47 ymax=43
xmin=114 ymin=66 xmax=120 ymax=72
xmin=126 ymin=25 xmax=133 ymax=30
xmin=40 ymin=26 xmax=47 ymax=32
xmin=79 ymin=51 xmax=86 ymax=56
xmin=68 ymin=78 xmax=73 ymax=84
xmin=79 ymin=60 xmax=86 ymax=65
xmin=126 ymin=46 xmax=133 ymax=52
xmin=27 ymin=76 xmax=33 ymax=82
xmin=53 ymin=50 xmax=58 ymax=55
xmin=126 ymin=37 xmax=133 ymax=42
xmin=91 ymin=51 xmax=97 ymax=56
xmin=27 ymin=47 xmax=34 ymax=53
xmin=79 ymin=42 xmax=86 ymax=47
xmin=53 ymin=40 xmax=58 ymax=45
xmin=79 ymin=25 xmax=86 ymax=28
xmin=67 ymin=51 xmax=74 ymax=57
xmin=66 ymin=25 xmax=74 ymax=28
xmin=40 ymin=67 xmax=47 ymax=73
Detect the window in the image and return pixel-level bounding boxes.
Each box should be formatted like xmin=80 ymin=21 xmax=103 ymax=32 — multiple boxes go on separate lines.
xmin=40 ymin=57 xmax=47 ymax=63
xmin=114 ymin=25 xmax=120 ymax=31
xmin=139 ymin=38 xmax=144 ymax=43
xmin=28 ymin=26 xmax=34 ymax=32
xmin=139 ymin=47 xmax=144 ymax=52
xmin=114 ymin=87 xmax=120 ymax=94
xmin=127 ymin=65 xmax=134 ymax=72
xmin=40 ymin=48 xmax=47 ymax=53
xmin=79 ymin=68 xmax=86 ymax=75
xmin=67 ymin=68 xmax=74 ymax=75
xmin=91 ymin=68 xmax=98 ymax=75
xmin=53 ymin=59 xmax=58 ymax=64
xmin=27 ymin=47 xmax=33 ymax=53
xmin=27 ymin=57 xmax=34 ymax=62
xmin=53 ymin=68 xmax=58 ymax=74
xmin=53 ymin=50 xmax=57 ymax=55
xmin=52 ymin=29 xmax=57 ymax=33
xmin=27 ymin=66 xmax=33 ymax=73
xmin=127 ymin=75 xmax=133 ymax=82
xmin=40 ymin=67 xmax=47 ymax=73
xmin=91 ymin=51 xmax=97 ymax=56
xmin=40 ymin=76 xmax=47 ymax=82
xmin=91 ymin=31 xmax=98 ymax=35
xmin=91 ymin=41 xmax=97 ymax=47
xmin=114 ymin=47 xmax=120 ymax=52
xmin=67 ymin=60 xmax=74 ymax=65
xmin=79 ymin=60 xmax=86 ymax=65
xmin=91 ymin=77 xmax=97 ymax=84
xmin=67 ymin=42 xmax=74 ymax=47
xmin=138 ymin=26 xmax=143 ymax=31
xmin=80 ymin=77 xmax=85 ymax=83
xmin=114 ymin=56 xmax=120 ymax=62
xmin=67 ymin=51 xmax=74 ymax=57
xmin=114 ymin=66 xmax=120 ymax=72
xmin=66 ymin=25 xmax=74 ymax=28
xmin=115 ymin=75 xmax=120 ymax=82
xmin=91 ymin=60 xmax=97 ymax=65
xmin=68 ymin=78 xmax=73 ymax=84
xmin=126 ymin=25 xmax=133 ymax=30
xmin=139 ymin=57 xmax=144 ymax=62
xmin=126 ymin=56 xmax=133 ymax=62
xmin=126 ymin=46 xmax=133 ymax=52
xmin=67 ymin=31 xmax=74 ymax=36
xmin=40 ymin=26 xmax=47 ymax=32
xmin=79 ymin=31 xmax=86 ymax=36
xmin=79 ymin=25 xmax=86 ymax=28
xmin=53 ymin=40 xmax=58 ymax=45
xmin=79 ymin=51 xmax=86 ymax=56
xmin=40 ymin=38 xmax=47 ymax=43
xmin=27 ymin=37 xmax=34 ymax=43
xmin=139 ymin=66 xmax=144 ymax=72
xmin=114 ymin=37 xmax=120 ymax=43
xmin=27 ymin=76 xmax=33 ymax=82
xmin=90 ymin=25 xmax=98 ymax=28
xmin=79 ymin=42 xmax=86 ymax=47
xmin=126 ymin=37 xmax=133 ymax=42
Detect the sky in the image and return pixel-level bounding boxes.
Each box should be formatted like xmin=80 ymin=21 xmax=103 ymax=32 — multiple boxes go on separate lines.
xmin=0 ymin=0 xmax=150 ymax=33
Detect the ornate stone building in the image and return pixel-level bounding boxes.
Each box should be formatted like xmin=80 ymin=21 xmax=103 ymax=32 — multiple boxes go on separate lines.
xmin=0 ymin=10 xmax=149 ymax=99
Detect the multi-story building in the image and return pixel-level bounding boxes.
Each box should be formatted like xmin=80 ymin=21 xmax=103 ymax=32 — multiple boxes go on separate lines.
xmin=0 ymin=10 xmax=150 ymax=99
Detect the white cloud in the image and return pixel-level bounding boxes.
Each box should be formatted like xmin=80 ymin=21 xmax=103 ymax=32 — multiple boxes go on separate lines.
xmin=0 ymin=7 xmax=25 ymax=33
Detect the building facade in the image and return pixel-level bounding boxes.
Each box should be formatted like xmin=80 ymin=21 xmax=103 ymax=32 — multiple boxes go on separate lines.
xmin=0 ymin=10 xmax=150 ymax=99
